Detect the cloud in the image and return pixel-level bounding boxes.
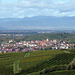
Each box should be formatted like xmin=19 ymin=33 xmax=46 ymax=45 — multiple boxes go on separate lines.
xmin=0 ymin=0 xmax=75 ymax=18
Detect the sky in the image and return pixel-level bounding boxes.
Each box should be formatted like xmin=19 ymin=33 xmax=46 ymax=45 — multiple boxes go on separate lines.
xmin=0 ymin=0 xmax=75 ymax=18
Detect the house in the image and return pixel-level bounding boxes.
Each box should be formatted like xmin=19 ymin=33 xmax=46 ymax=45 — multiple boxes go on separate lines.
xmin=9 ymin=40 xmax=14 ymax=43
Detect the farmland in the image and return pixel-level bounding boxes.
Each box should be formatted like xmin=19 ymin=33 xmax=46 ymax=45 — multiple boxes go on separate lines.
xmin=0 ymin=49 xmax=75 ymax=75
xmin=22 ymin=53 xmax=75 ymax=75
xmin=39 ymin=70 xmax=75 ymax=75
xmin=0 ymin=50 xmax=63 ymax=75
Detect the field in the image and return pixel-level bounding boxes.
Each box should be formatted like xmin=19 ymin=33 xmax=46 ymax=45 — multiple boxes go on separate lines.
xmin=0 ymin=49 xmax=75 ymax=75
xmin=39 ymin=70 xmax=75 ymax=75
xmin=22 ymin=53 xmax=75 ymax=75
xmin=27 ymin=70 xmax=75 ymax=75
xmin=0 ymin=50 xmax=64 ymax=75
xmin=0 ymin=52 xmax=25 ymax=75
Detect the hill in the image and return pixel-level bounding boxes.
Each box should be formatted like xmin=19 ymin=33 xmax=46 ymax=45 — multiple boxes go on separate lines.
xmin=0 ymin=49 xmax=75 ymax=75
xmin=0 ymin=50 xmax=63 ymax=75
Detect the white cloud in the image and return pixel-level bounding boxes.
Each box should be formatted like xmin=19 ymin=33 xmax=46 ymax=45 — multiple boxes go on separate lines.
xmin=0 ymin=0 xmax=75 ymax=18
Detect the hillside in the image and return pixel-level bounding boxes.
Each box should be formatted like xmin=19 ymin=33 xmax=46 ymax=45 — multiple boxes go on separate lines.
xmin=17 ymin=33 xmax=75 ymax=43
xmin=0 ymin=50 xmax=63 ymax=75
xmin=0 ymin=49 xmax=75 ymax=75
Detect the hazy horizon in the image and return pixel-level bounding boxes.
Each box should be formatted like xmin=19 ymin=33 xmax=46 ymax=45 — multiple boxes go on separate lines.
xmin=0 ymin=0 xmax=75 ymax=30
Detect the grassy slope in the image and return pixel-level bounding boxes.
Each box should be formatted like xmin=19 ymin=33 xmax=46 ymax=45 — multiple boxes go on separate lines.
xmin=28 ymin=50 xmax=75 ymax=75
xmin=0 ymin=50 xmax=63 ymax=75
xmin=27 ymin=70 xmax=75 ymax=75
xmin=0 ymin=52 xmax=25 ymax=75
xmin=0 ymin=49 xmax=75 ymax=75
xmin=23 ymin=53 xmax=75 ymax=75
xmin=20 ymin=50 xmax=63 ymax=70
xmin=41 ymin=70 xmax=75 ymax=75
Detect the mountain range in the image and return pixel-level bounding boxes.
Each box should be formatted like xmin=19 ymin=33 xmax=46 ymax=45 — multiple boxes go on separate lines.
xmin=0 ymin=16 xmax=75 ymax=30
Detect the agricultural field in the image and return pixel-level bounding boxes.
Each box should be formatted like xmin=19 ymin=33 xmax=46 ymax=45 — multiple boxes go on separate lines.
xmin=27 ymin=70 xmax=75 ymax=75
xmin=0 ymin=49 xmax=75 ymax=75
xmin=0 ymin=50 xmax=64 ymax=75
xmin=0 ymin=52 xmax=25 ymax=75
xmin=26 ymin=50 xmax=75 ymax=75
xmin=39 ymin=70 xmax=75 ymax=75
xmin=22 ymin=53 xmax=75 ymax=75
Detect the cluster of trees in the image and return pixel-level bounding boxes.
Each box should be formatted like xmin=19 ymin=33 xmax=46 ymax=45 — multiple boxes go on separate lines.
xmin=0 ymin=33 xmax=75 ymax=44
xmin=17 ymin=33 xmax=75 ymax=44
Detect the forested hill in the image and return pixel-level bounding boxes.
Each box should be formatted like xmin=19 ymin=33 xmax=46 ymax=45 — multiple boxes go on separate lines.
xmin=0 ymin=33 xmax=75 ymax=44
xmin=15 ymin=33 xmax=75 ymax=44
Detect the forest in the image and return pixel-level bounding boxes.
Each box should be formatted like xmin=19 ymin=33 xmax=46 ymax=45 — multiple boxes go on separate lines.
xmin=0 ymin=33 xmax=74 ymax=43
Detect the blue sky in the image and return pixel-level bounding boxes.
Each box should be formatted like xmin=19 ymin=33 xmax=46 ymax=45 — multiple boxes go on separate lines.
xmin=0 ymin=0 xmax=75 ymax=18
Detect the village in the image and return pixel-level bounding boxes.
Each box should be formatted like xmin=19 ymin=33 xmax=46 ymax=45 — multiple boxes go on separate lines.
xmin=0 ymin=39 xmax=75 ymax=53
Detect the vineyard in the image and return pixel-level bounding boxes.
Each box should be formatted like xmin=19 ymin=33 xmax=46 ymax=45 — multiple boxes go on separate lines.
xmin=0 ymin=50 xmax=63 ymax=75
xmin=39 ymin=70 xmax=75 ymax=75
xmin=0 ymin=49 xmax=75 ymax=75
xmin=20 ymin=53 xmax=75 ymax=75
xmin=0 ymin=52 xmax=25 ymax=75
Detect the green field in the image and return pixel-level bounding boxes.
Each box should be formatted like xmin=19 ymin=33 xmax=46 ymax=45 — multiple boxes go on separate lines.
xmin=27 ymin=70 xmax=75 ymax=75
xmin=38 ymin=70 xmax=75 ymax=75
xmin=0 ymin=49 xmax=75 ymax=75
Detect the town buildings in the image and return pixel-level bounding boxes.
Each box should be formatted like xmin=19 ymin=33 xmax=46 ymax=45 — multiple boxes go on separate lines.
xmin=0 ymin=39 xmax=75 ymax=53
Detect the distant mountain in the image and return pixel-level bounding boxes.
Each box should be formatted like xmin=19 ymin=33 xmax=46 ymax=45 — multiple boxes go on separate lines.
xmin=0 ymin=16 xmax=75 ymax=30
xmin=0 ymin=27 xmax=6 ymax=30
